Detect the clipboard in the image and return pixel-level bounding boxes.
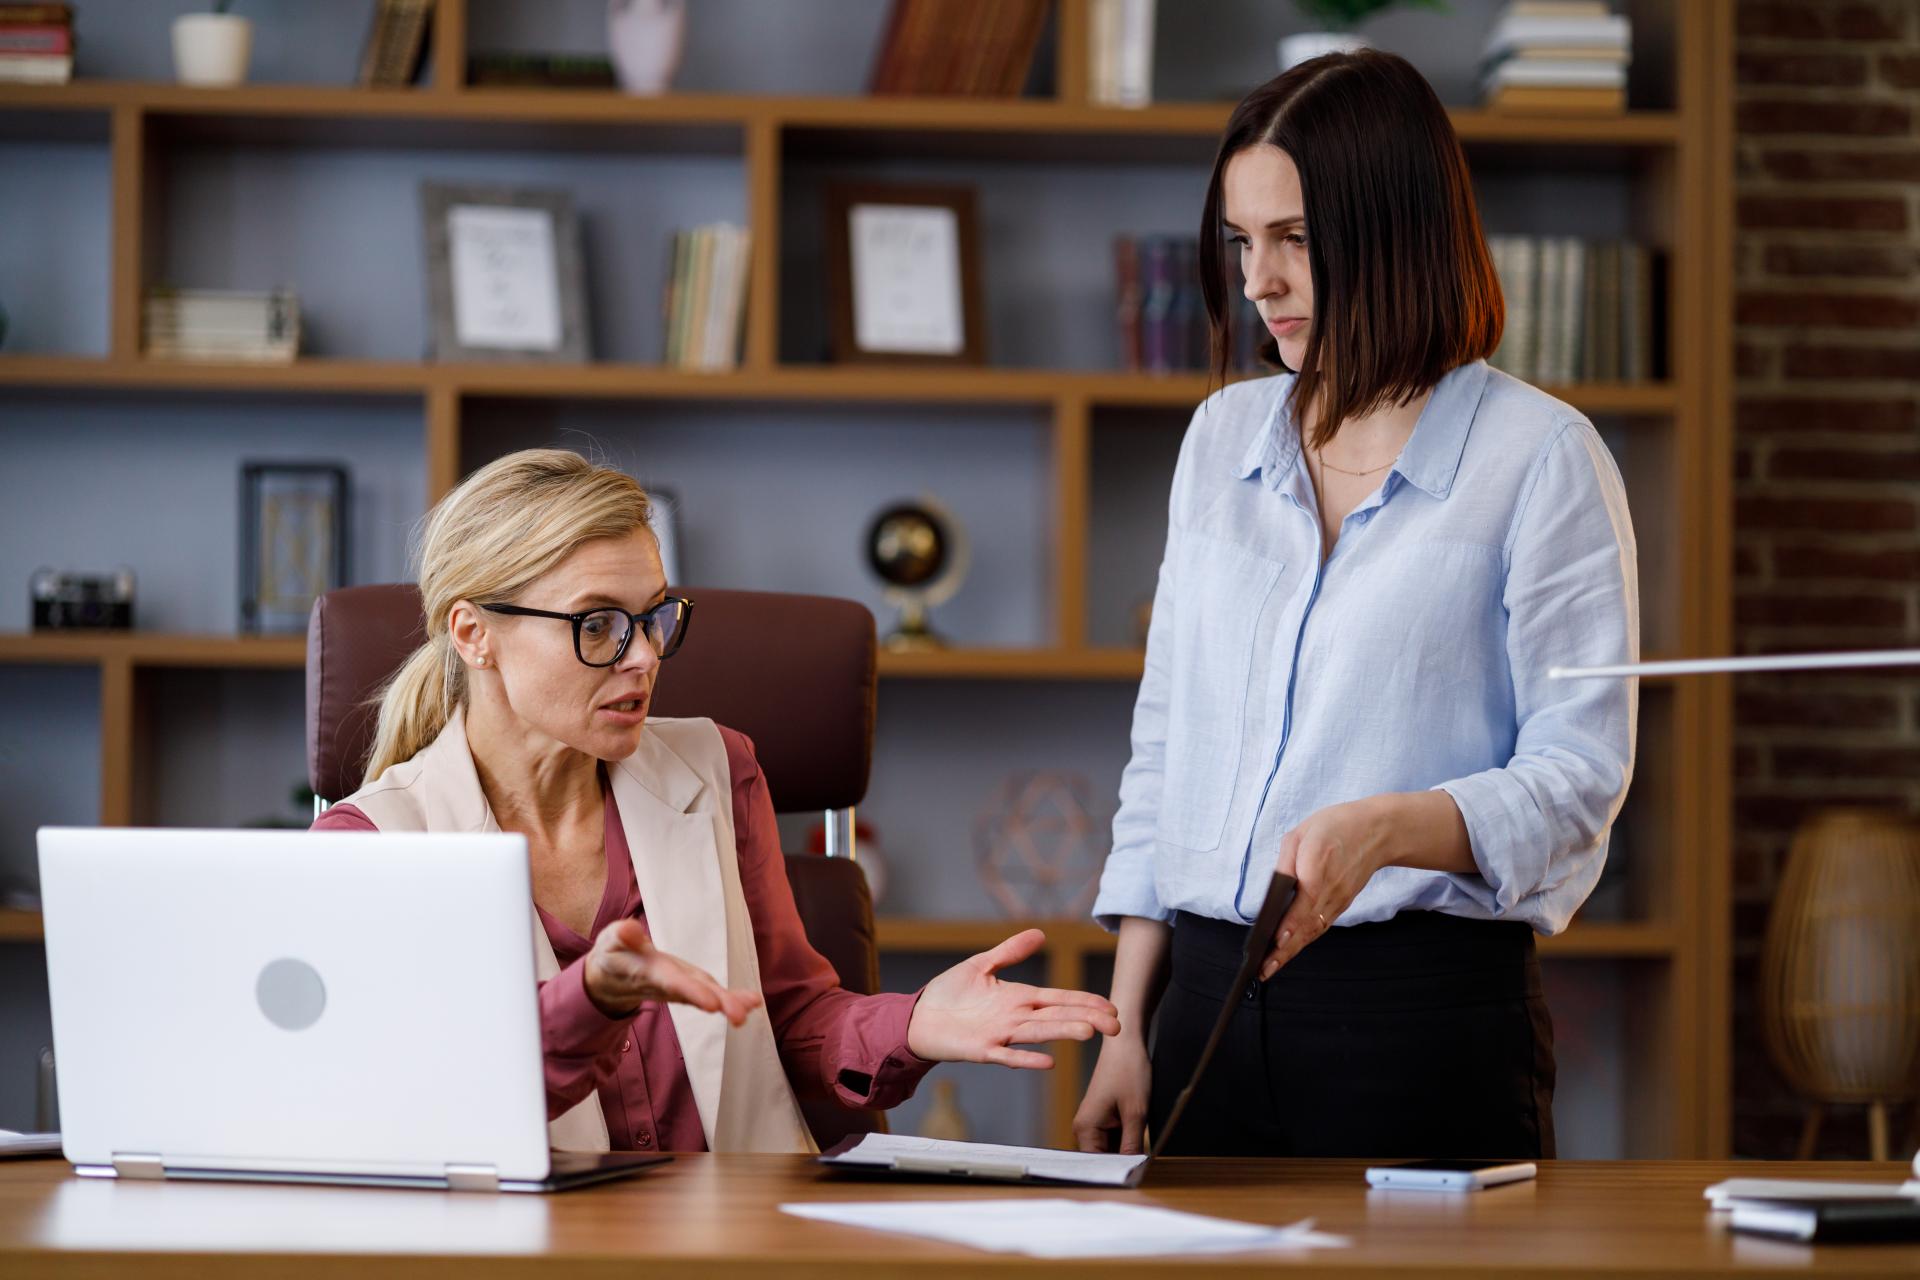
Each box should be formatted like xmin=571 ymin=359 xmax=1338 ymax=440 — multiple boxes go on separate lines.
xmin=818 ymin=871 xmax=1299 ymax=1187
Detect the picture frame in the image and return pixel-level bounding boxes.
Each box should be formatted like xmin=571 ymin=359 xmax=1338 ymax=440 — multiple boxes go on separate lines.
xmin=240 ymin=462 xmax=350 ymax=634
xmin=421 ymin=182 xmax=591 ymax=363
xmin=825 ymin=182 xmax=985 ymax=365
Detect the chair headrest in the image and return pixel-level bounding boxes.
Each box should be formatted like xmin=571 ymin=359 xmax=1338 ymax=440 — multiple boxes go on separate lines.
xmin=307 ymin=583 xmax=876 ymax=813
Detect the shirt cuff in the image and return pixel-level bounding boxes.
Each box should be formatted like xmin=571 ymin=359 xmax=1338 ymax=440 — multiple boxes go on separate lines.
xmin=539 ymin=956 xmax=634 ymax=1060
xmin=830 ymin=989 xmax=935 ymax=1109
xmin=1431 ymin=776 xmax=1549 ymax=915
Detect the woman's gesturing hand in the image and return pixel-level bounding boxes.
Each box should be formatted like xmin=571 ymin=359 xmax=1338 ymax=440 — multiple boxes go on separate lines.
xmin=907 ymin=929 xmax=1122 ymax=1069
xmin=583 ymin=917 xmax=763 ymax=1026
xmin=1261 ymin=791 xmax=1476 ymax=980
xmin=1072 ymin=1032 xmax=1152 ymax=1153
xmin=1261 ymin=796 xmax=1390 ymax=981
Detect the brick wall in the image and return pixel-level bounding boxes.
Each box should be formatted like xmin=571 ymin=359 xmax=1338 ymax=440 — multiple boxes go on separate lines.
xmin=1733 ymin=0 xmax=1920 ymax=1158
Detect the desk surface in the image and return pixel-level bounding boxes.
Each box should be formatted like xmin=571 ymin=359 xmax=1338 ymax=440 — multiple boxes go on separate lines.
xmin=2 ymin=1156 xmax=1917 ymax=1278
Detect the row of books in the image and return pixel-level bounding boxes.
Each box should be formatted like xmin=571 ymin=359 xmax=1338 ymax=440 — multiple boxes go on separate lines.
xmin=358 ymin=0 xmax=434 ymax=88
xmin=662 ymin=224 xmax=750 ymax=371
xmin=1481 ymin=0 xmax=1630 ymax=114
xmin=1114 ymin=235 xmax=1266 ymax=376
xmin=144 ymin=288 xmax=300 ymax=364
xmin=0 ymin=2 xmax=72 ymax=84
xmin=869 ymin=0 xmax=1049 ymax=97
xmin=1487 ymin=235 xmax=1664 ymax=386
xmin=1088 ymin=0 xmax=1155 ymax=107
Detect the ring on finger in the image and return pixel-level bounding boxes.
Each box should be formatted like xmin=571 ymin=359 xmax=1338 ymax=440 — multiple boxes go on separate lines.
xmin=1316 ymin=911 xmax=1328 ymax=929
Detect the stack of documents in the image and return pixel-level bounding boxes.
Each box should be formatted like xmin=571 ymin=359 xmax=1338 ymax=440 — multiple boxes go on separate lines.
xmin=781 ymin=1199 xmax=1348 ymax=1259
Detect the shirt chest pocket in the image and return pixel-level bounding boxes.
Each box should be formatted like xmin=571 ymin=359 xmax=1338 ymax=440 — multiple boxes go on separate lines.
xmin=1156 ymin=533 xmax=1283 ymax=853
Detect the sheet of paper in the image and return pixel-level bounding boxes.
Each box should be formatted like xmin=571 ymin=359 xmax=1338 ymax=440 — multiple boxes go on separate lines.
xmin=824 ymin=1133 xmax=1146 ymax=1186
xmin=1704 ymin=1178 xmax=1920 ymax=1209
xmin=781 ymin=1198 xmax=1349 ymax=1259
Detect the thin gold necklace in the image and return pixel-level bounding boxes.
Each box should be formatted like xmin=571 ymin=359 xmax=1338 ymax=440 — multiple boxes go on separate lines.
xmin=1311 ymin=447 xmax=1398 ymax=477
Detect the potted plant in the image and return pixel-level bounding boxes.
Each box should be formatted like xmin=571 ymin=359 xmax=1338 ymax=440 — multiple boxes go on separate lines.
xmin=1281 ymin=0 xmax=1445 ymax=70
xmin=172 ymin=0 xmax=252 ymax=87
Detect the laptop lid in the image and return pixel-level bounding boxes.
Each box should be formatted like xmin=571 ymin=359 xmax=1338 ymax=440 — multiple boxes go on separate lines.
xmin=38 ymin=827 xmax=553 ymax=1184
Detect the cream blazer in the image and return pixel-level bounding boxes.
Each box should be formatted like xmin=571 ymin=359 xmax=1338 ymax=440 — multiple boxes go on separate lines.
xmin=338 ymin=708 xmax=817 ymax=1154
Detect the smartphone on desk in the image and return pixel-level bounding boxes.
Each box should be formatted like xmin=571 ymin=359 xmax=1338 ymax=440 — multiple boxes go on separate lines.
xmin=1364 ymin=1159 xmax=1538 ymax=1192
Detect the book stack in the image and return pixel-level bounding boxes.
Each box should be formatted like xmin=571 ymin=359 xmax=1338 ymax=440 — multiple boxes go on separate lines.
xmin=868 ymin=0 xmax=1050 ymax=97
xmin=145 ymin=288 xmax=300 ymax=363
xmin=467 ymin=53 xmax=616 ymax=89
xmin=358 ymin=0 xmax=434 ymax=88
xmin=662 ymin=224 xmax=750 ymax=371
xmin=1115 ymin=235 xmax=1266 ymax=376
xmin=1485 ymin=235 xmax=1664 ymax=385
xmin=1088 ymin=0 xmax=1155 ymax=107
xmin=0 ymin=3 xmax=73 ymax=84
xmin=1480 ymin=1 xmax=1630 ymax=114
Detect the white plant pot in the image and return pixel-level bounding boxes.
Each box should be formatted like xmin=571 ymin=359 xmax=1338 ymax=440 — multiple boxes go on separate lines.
xmin=607 ymin=0 xmax=687 ymax=96
xmin=1279 ymin=30 xmax=1369 ymax=71
xmin=172 ymin=14 xmax=252 ymax=87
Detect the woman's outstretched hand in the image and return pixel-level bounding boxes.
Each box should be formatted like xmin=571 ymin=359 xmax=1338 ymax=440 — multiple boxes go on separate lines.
xmin=583 ymin=917 xmax=763 ymax=1026
xmin=906 ymin=929 xmax=1122 ymax=1068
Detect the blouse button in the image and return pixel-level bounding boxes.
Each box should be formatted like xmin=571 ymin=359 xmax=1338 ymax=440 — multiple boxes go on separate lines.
xmin=622 ymin=1038 xmax=633 ymax=1053
xmin=637 ymin=1131 xmax=653 ymax=1148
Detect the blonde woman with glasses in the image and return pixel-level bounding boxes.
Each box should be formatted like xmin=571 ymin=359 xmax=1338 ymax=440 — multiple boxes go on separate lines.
xmin=313 ymin=448 xmax=1119 ymax=1154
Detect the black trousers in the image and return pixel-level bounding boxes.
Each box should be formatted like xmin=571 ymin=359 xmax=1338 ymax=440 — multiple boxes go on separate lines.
xmin=1147 ymin=909 xmax=1556 ymax=1159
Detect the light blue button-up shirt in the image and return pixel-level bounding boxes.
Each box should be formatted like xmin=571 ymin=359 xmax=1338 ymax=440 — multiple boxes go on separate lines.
xmin=1091 ymin=359 xmax=1638 ymax=936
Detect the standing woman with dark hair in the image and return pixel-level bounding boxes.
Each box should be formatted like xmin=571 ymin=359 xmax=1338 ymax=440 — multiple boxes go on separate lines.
xmin=1073 ymin=50 xmax=1637 ymax=1159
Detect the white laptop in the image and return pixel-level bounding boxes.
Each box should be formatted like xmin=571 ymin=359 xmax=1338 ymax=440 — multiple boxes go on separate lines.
xmin=37 ymin=826 xmax=669 ymax=1193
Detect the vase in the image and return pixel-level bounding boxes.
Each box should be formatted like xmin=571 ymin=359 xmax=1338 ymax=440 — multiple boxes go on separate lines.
xmin=607 ymin=0 xmax=687 ymax=96
xmin=1278 ymin=31 xmax=1369 ymax=71
xmin=171 ymin=13 xmax=253 ymax=87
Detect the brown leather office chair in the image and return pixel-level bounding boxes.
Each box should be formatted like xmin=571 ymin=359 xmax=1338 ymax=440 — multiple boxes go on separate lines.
xmin=305 ymin=582 xmax=886 ymax=1150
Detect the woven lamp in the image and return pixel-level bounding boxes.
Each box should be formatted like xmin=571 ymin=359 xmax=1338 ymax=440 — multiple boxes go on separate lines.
xmin=1759 ymin=808 xmax=1920 ymax=1161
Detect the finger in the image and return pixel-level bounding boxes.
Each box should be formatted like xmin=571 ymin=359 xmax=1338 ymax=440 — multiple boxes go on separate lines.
xmin=1274 ymin=826 xmax=1302 ymax=875
xmin=973 ymin=928 xmax=1047 ymax=974
xmin=1120 ymin=1110 xmax=1147 ymax=1156
xmin=1261 ymin=895 xmax=1332 ymax=981
xmin=1010 ymin=1019 xmax=1098 ymax=1043
xmin=1072 ymin=1100 xmax=1115 ymax=1153
xmin=1024 ymin=987 xmax=1120 ymax=1015
xmin=714 ymin=986 xmax=763 ymax=1027
xmin=1025 ymin=1005 xmax=1122 ymax=1037
xmin=984 ymin=1046 xmax=1054 ymax=1070
xmin=605 ymin=917 xmax=653 ymax=954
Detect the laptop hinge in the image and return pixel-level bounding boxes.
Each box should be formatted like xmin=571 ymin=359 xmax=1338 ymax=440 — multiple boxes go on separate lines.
xmin=445 ymin=1163 xmax=500 ymax=1193
xmin=111 ymin=1153 xmax=166 ymax=1180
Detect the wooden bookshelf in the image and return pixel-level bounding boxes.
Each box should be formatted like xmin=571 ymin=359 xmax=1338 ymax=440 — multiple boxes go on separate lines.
xmin=0 ymin=0 xmax=1732 ymax=1157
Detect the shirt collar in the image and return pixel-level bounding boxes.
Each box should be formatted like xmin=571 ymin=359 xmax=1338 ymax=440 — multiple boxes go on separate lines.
xmin=1232 ymin=360 xmax=1490 ymax=499
xmin=1392 ymin=359 xmax=1489 ymax=499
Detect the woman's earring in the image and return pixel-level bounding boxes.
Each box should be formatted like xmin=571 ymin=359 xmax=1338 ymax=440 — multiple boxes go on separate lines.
xmin=474 ymin=656 xmax=488 ymax=668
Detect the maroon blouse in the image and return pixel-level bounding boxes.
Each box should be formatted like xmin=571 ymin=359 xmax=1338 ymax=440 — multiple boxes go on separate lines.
xmin=311 ymin=726 xmax=930 ymax=1151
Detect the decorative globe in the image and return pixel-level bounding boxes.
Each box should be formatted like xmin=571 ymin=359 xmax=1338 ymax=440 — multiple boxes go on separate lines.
xmin=866 ymin=506 xmax=947 ymax=590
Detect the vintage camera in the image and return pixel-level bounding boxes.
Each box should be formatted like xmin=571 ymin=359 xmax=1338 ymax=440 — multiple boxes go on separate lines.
xmin=31 ymin=567 xmax=135 ymax=631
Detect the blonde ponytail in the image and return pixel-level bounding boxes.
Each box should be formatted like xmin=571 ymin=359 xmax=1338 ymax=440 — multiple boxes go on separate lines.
xmin=359 ymin=449 xmax=653 ymax=787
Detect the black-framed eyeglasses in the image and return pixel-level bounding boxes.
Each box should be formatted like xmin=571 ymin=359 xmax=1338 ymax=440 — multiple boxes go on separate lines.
xmin=478 ymin=596 xmax=693 ymax=668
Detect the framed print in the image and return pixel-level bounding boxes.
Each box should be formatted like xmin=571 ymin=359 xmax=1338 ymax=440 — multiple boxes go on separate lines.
xmin=240 ymin=462 xmax=350 ymax=634
xmin=421 ymin=182 xmax=590 ymax=362
xmin=826 ymin=182 xmax=985 ymax=365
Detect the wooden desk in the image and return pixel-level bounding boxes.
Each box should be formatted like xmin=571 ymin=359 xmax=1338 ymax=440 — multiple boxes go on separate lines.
xmin=1 ymin=1156 xmax=1916 ymax=1277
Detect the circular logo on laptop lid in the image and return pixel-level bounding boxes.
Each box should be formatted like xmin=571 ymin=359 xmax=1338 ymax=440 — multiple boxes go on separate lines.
xmin=256 ymin=958 xmax=327 ymax=1031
